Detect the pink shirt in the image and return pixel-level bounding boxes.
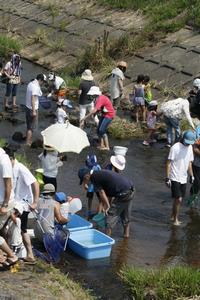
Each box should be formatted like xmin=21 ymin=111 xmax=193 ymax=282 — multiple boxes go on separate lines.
xmin=95 ymin=95 xmax=116 ymax=119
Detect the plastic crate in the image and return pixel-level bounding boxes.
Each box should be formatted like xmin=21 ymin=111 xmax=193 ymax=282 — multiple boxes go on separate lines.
xmin=68 ymin=229 xmax=115 ymax=259
xmin=64 ymin=214 xmax=93 ymax=232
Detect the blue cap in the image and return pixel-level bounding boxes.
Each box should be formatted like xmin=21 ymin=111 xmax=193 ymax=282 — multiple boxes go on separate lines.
xmin=55 ymin=192 xmax=67 ymax=203
xmin=78 ymin=168 xmax=90 ymax=185
xmin=183 ymin=130 xmax=196 ymax=145
xmin=85 ymin=154 xmax=97 ymax=168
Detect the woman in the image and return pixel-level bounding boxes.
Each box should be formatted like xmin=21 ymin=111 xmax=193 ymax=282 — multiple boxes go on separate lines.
xmin=3 ymin=54 xmax=22 ymax=110
xmin=38 ymin=145 xmax=63 ymax=191
xmin=81 ymin=86 xmax=115 ymax=150
xmin=78 ymin=69 xmax=98 ymax=129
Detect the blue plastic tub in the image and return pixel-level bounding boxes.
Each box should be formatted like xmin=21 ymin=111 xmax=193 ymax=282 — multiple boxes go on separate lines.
xmin=68 ymin=229 xmax=115 ymax=259
xmin=64 ymin=214 xmax=93 ymax=232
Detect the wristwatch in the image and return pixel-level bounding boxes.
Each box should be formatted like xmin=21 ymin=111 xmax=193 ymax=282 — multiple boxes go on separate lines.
xmin=1 ymin=203 xmax=8 ymax=208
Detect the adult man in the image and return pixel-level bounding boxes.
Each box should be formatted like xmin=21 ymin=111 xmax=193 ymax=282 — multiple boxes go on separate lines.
xmin=166 ymin=130 xmax=196 ymax=226
xmin=0 ymin=147 xmax=14 ymax=230
xmin=78 ymin=169 xmax=134 ymax=237
xmin=5 ymin=148 xmax=40 ymax=264
xmin=48 ymin=72 xmax=67 ymax=100
xmin=34 ymin=184 xmax=68 ymax=241
xmin=25 ymin=74 xmax=45 ymax=145
xmin=110 ymin=61 xmax=127 ymax=110
xmin=160 ymin=97 xmax=195 ymax=147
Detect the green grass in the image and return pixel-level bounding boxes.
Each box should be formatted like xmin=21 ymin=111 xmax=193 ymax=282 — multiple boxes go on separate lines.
xmin=0 ymin=35 xmax=21 ymax=59
xmin=120 ymin=266 xmax=200 ymax=300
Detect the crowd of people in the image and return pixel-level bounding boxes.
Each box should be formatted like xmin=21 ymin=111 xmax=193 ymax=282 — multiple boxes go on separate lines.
xmin=0 ymin=53 xmax=200 ymax=268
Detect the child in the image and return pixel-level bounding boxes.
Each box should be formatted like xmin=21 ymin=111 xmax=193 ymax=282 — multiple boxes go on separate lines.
xmin=55 ymin=192 xmax=82 ymax=219
xmin=143 ymin=100 xmax=158 ymax=146
xmin=132 ymin=74 xmax=146 ymax=123
xmin=85 ymin=154 xmax=101 ymax=216
xmin=143 ymin=75 xmax=153 ymax=105
xmin=56 ymin=99 xmax=70 ymax=124
xmin=6 ymin=203 xmax=25 ymax=257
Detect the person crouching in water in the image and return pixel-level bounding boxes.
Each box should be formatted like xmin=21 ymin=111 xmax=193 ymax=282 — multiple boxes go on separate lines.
xmin=166 ymin=130 xmax=196 ymax=226
xmin=143 ymin=100 xmax=158 ymax=146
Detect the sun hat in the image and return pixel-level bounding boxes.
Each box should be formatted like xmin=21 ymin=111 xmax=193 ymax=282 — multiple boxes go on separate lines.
xmin=110 ymin=155 xmax=126 ymax=170
xmin=14 ymin=203 xmax=23 ymax=216
xmin=42 ymin=183 xmax=55 ymax=194
xmin=55 ymin=192 xmax=67 ymax=203
xmin=148 ymin=100 xmax=158 ymax=106
xmin=117 ymin=61 xmax=127 ymax=68
xmin=87 ymin=86 xmax=102 ymax=96
xmin=183 ymin=130 xmax=196 ymax=145
xmin=81 ymin=69 xmax=93 ymax=81
xmin=43 ymin=144 xmax=55 ymax=151
xmin=78 ymin=168 xmax=90 ymax=185
xmin=85 ymin=154 xmax=97 ymax=168
xmin=193 ymin=78 xmax=200 ymax=89
xmin=62 ymin=99 xmax=73 ymax=108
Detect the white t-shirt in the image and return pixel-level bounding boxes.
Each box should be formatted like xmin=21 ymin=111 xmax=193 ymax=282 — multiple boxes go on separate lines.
xmin=168 ymin=142 xmax=194 ymax=184
xmin=0 ymin=148 xmax=14 ymax=204
xmin=38 ymin=151 xmax=63 ymax=178
xmin=4 ymin=61 xmax=12 ymax=75
xmin=26 ymin=79 xmax=42 ymax=110
xmin=110 ymin=67 xmax=124 ymax=100
xmin=55 ymin=76 xmax=66 ymax=90
xmin=12 ymin=160 xmax=36 ymax=211
xmin=56 ymin=107 xmax=68 ymax=124
xmin=7 ymin=217 xmax=22 ymax=247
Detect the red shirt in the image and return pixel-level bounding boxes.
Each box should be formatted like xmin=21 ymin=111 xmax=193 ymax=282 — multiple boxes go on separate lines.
xmin=95 ymin=95 xmax=116 ymax=119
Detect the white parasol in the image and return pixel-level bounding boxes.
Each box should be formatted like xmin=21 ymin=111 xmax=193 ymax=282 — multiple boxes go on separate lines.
xmin=41 ymin=122 xmax=90 ymax=153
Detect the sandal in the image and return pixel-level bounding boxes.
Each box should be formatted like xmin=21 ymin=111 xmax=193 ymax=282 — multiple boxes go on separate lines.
xmin=23 ymin=257 xmax=36 ymax=265
xmin=3 ymin=257 xmax=18 ymax=267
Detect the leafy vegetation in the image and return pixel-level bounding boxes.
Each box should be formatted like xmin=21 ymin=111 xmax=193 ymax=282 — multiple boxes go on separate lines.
xmin=108 ymin=116 xmax=143 ymax=139
xmin=0 ymin=35 xmax=21 ymax=59
xmin=120 ymin=266 xmax=200 ymax=300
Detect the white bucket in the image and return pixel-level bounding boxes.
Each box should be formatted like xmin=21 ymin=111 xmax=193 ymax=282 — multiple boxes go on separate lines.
xmin=113 ymin=146 xmax=128 ymax=156
xmin=68 ymin=198 xmax=82 ymax=214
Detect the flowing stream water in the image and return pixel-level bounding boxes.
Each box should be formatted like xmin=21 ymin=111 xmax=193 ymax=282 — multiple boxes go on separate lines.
xmin=0 ymin=60 xmax=200 ymax=300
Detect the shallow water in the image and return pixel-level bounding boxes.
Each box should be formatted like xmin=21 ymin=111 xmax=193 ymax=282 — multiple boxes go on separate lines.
xmin=1 ymin=60 xmax=200 ymax=300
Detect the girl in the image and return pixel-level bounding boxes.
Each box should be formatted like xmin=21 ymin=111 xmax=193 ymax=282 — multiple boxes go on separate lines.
xmin=132 ymin=74 xmax=145 ymax=123
xmin=143 ymin=100 xmax=158 ymax=146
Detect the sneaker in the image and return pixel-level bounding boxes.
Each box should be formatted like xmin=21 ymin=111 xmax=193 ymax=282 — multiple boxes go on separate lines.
xmin=143 ymin=140 xmax=149 ymax=146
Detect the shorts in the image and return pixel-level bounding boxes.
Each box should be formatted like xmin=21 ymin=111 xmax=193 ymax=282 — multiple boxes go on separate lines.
xmin=25 ymin=107 xmax=38 ymax=131
xmin=21 ymin=211 xmax=29 ymax=233
xmin=171 ymin=181 xmax=186 ymax=199
xmin=5 ymin=83 xmax=18 ymax=97
xmin=106 ymin=200 xmax=133 ymax=229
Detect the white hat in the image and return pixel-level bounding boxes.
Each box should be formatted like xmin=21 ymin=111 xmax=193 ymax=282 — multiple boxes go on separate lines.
xmin=81 ymin=69 xmax=93 ymax=81
xmin=148 ymin=100 xmax=158 ymax=106
xmin=14 ymin=203 xmax=23 ymax=215
xmin=193 ymin=78 xmax=200 ymax=89
xmin=43 ymin=144 xmax=55 ymax=151
xmin=110 ymin=155 xmax=126 ymax=171
xmin=87 ymin=86 xmax=102 ymax=96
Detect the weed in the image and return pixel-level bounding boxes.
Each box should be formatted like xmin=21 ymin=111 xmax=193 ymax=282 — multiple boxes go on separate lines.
xmin=0 ymin=138 xmax=6 ymax=148
xmin=32 ymin=28 xmax=49 ymax=44
xmin=120 ymin=265 xmax=200 ymax=300
xmin=48 ymin=37 xmax=65 ymax=51
xmin=0 ymin=35 xmax=21 ymax=59
xmin=15 ymin=153 xmax=32 ymax=169
xmin=47 ymin=3 xmax=59 ymax=25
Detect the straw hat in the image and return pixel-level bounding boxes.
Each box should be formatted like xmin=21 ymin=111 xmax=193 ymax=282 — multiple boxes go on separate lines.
xmin=87 ymin=86 xmax=101 ymax=96
xmin=117 ymin=61 xmax=127 ymax=68
xmin=81 ymin=69 xmax=93 ymax=81
xmin=110 ymin=155 xmax=126 ymax=170
xmin=42 ymin=183 xmax=55 ymax=194
xmin=43 ymin=144 xmax=55 ymax=151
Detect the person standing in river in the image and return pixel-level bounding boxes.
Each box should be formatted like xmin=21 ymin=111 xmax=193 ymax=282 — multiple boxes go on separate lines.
xmin=3 ymin=54 xmax=22 ymax=111
xmin=81 ymin=86 xmax=115 ymax=150
xmin=165 ymin=131 xmax=195 ymax=226
xmin=110 ymin=61 xmax=127 ymax=110
xmin=25 ymin=74 xmax=45 ymax=146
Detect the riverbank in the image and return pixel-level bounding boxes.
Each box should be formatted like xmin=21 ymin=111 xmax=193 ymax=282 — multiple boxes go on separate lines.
xmin=0 ymin=260 xmax=95 ymax=300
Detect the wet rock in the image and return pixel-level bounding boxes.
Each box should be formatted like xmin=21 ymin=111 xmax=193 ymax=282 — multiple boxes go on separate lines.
xmin=12 ymin=132 xmax=25 ymax=142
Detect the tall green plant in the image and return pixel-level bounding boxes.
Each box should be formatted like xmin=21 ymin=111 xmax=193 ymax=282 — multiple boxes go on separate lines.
xmin=0 ymin=35 xmax=21 ymax=58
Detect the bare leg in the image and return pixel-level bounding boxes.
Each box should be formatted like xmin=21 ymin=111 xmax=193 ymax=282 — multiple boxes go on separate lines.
xmin=135 ymin=107 xmax=139 ymax=123
xmin=171 ymin=197 xmax=182 ymax=225
xmin=22 ymin=232 xmax=35 ymax=261
xmin=142 ymin=105 xmax=146 ymax=122
xmin=123 ymin=224 xmax=130 ymax=238
xmin=106 ymin=228 xmax=112 ymax=236
xmin=4 ymin=96 xmax=9 ymax=109
xmin=12 ymin=95 xmax=17 ymax=107
xmin=103 ymin=134 xmax=110 ymax=150
xmin=26 ymin=129 xmax=32 ymax=145
xmin=0 ymin=240 xmax=17 ymax=261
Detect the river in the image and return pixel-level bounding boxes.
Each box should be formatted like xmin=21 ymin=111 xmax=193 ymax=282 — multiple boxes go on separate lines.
xmin=0 ymin=60 xmax=200 ymax=300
